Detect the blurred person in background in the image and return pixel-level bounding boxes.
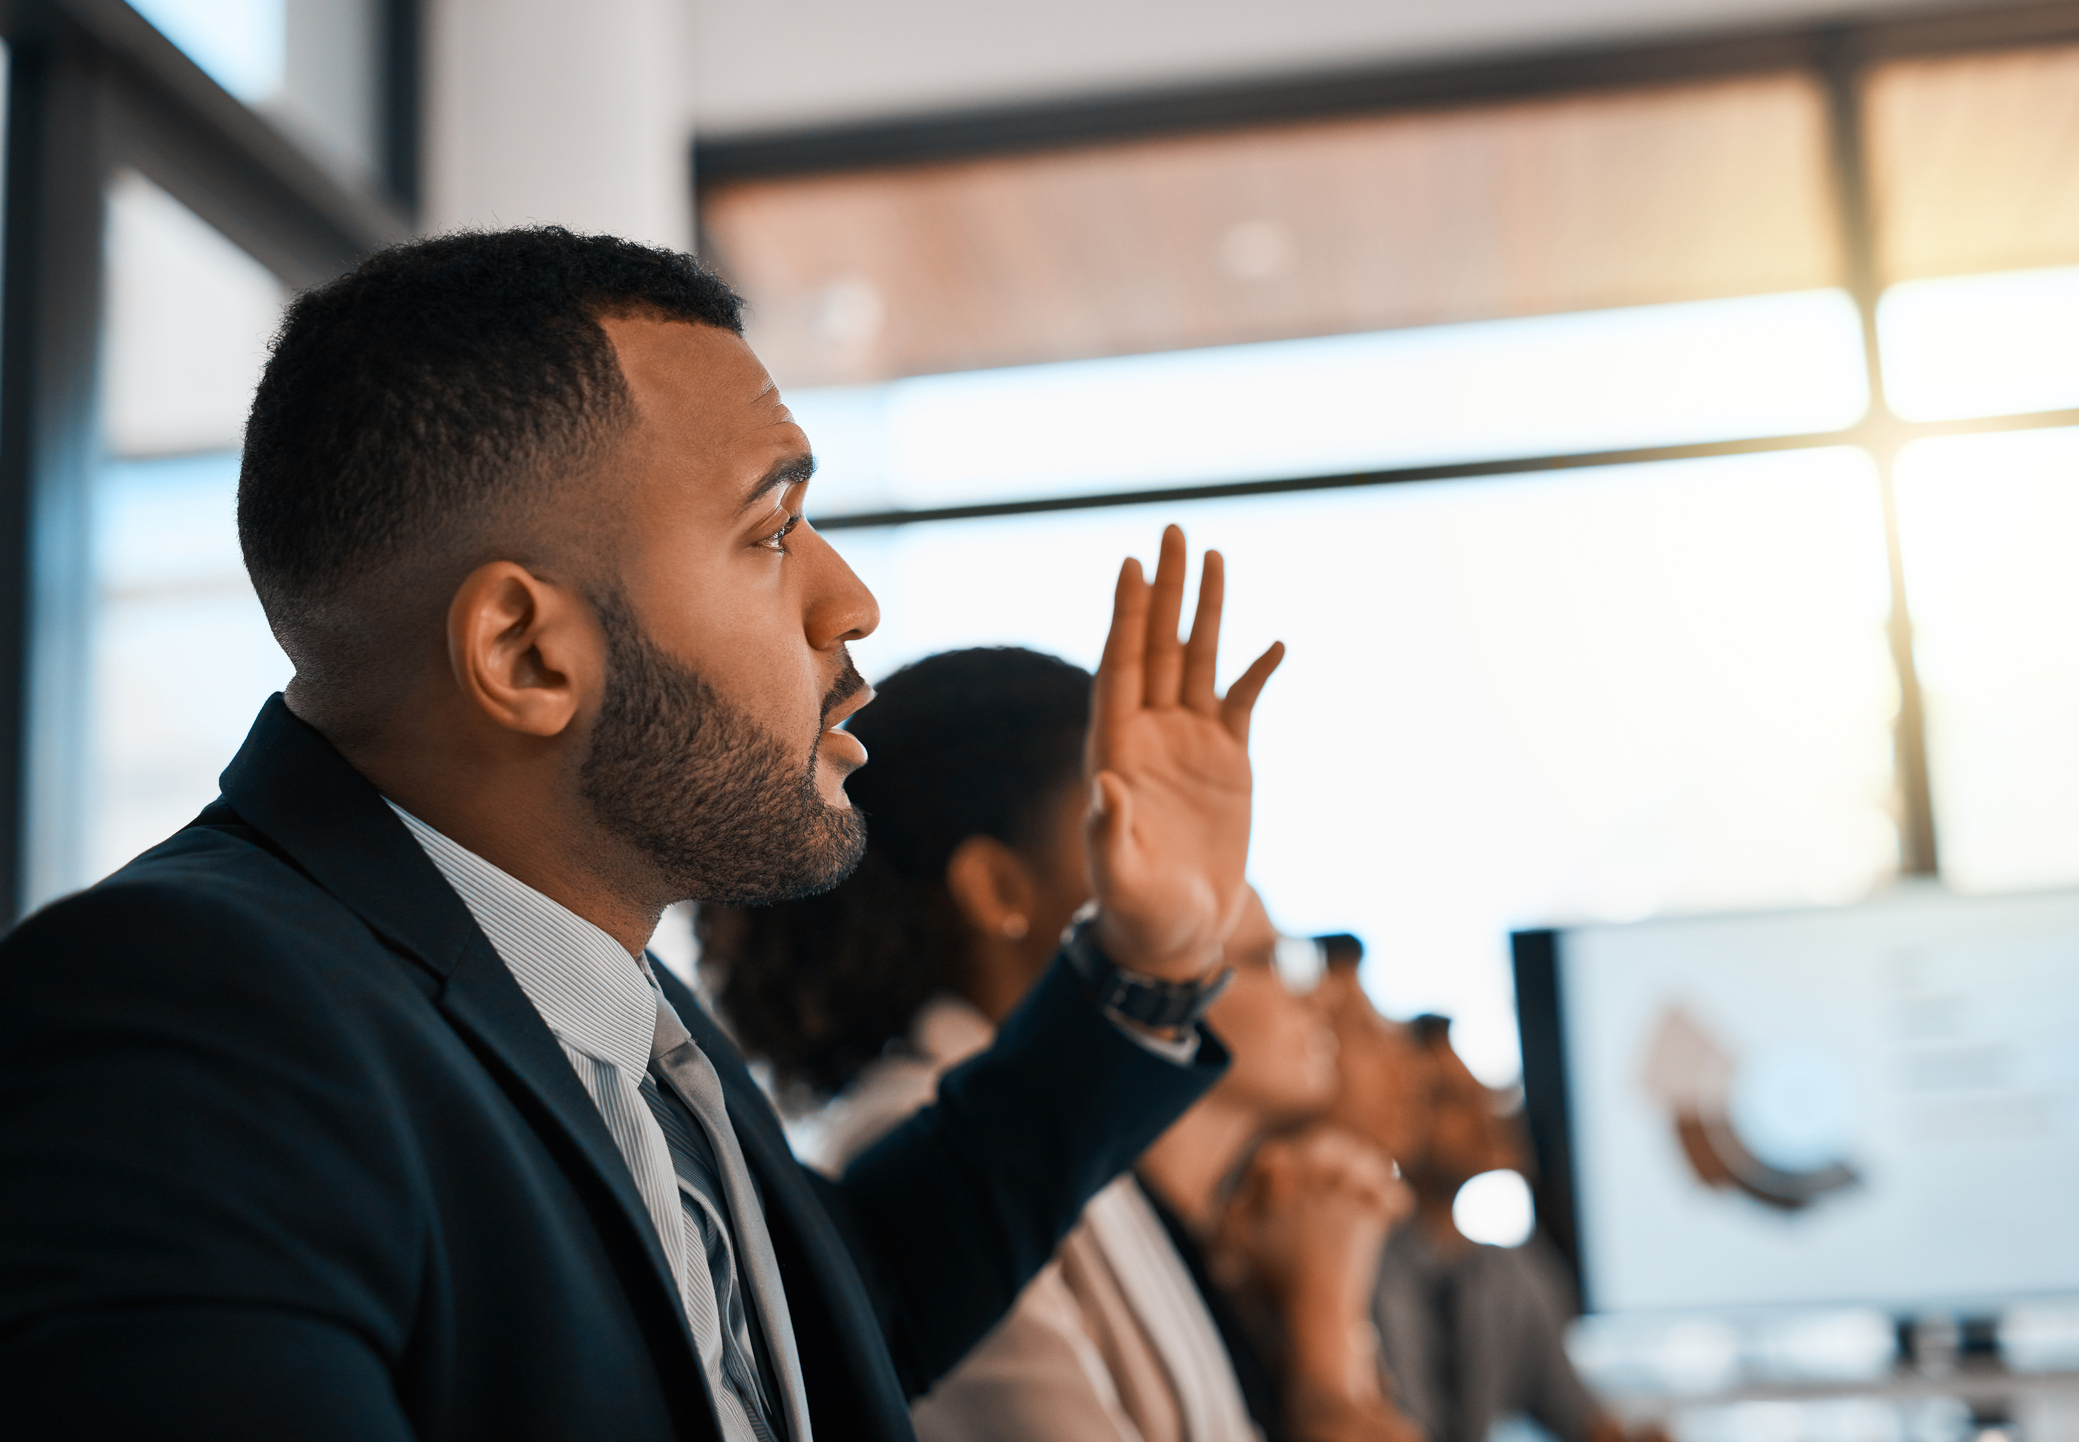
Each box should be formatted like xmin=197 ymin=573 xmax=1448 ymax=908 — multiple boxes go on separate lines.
xmin=702 ymin=653 xmax=1417 ymax=1442
xmin=1373 ymin=1015 xmax=1650 ymax=1442
xmin=1317 ymin=938 xmax=1434 ymax=1187
xmin=705 ymin=645 xmax=1094 ymax=1167
xmin=1140 ymin=907 xmax=1422 ymax=1442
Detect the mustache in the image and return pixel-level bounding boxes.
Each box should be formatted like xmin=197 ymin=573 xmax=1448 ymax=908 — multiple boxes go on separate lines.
xmin=820 ymin=648 xmax=867 ymax=724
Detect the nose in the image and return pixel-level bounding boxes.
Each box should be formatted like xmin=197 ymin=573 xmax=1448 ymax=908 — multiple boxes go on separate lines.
xmin=804 ymin=524 xmax=880 ymax=647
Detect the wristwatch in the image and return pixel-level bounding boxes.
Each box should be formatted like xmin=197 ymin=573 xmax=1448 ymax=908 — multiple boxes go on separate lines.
xmin=1062 ymin=914 xmax=1232 ymax=1032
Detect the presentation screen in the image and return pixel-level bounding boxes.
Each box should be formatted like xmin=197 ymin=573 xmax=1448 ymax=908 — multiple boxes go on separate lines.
xmin=1521 ymin=887 xmax=2079 ymax=1315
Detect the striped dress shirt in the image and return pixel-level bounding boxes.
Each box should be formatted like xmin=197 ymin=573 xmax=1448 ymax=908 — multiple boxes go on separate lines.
xmin=389 ymin=802 xmax=779 ymax=1441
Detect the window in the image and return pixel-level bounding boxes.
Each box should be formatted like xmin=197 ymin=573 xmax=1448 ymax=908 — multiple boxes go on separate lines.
xmin=82 ymin=174 xmax=291 ymax=896
xmin=835 ymin=451 xmax=1899 ymax=1080
xmin=1895 ymin=428 xmax=2079 ymax=895
xmin=1867 ymin=45 xmax=2079 ymax=423
xmin=701 ymin=13 xmax=2079 ymax=1081
xmin=792 ymin=290 xmax=1866 ymax=515
xmin=705 ymin=73 xmax=1840 ymax=387
xmin=128 ymin=0 xmax=395 ymax=196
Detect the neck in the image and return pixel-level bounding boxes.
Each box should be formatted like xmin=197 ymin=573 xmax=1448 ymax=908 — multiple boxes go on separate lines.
xmin=307 ymin=694 xmax=665 ymax=955
xmin=958 ymin=937 xmax=1057 ymax=1026
xmin=1136 ymin=1097 xmax=1261 ymax=1235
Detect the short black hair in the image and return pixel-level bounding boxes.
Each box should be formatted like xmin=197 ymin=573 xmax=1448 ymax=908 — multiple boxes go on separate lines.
xmin=698 ymin=647 xmax=1092 ymax=1102
xmin=237 ymin=226 xmax=743 ymax=685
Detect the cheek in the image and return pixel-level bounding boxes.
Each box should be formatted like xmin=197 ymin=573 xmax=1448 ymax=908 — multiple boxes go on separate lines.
xmin=686 ymin=627 xmax=828 ymax=758
xmin=1436 ymin=1113 xmax=1483 ymax=1160
xmin=1380 ymin=1080 xmax=1428 ymax=1156
xmin=623 ymin=537 xmax=826 ymax=747
xmin=1221 ymin=992 xmax=1336 ymax=1102
xmin=1207 ymin=977 xmax=1280 ymax=1065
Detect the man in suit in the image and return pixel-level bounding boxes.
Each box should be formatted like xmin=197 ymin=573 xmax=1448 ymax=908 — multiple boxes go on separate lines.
xmin=0 ymin=229 xmax=1284 ymax=1440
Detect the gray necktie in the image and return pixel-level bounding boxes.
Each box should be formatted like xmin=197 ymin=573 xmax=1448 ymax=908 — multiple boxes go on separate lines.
xmin=649 ymin=992 xmax=814 ymax=1442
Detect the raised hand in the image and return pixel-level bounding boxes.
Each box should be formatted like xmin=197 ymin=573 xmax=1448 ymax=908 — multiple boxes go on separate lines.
xmin=1086 ymin=525 xmax=1283 ymax=982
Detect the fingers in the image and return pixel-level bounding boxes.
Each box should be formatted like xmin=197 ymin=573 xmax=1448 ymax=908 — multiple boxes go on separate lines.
xmin=1102 ymin=527 xmax=1274 ymax=734
xmin=1092 ymin=557 xmax=1149 ymax=741
xmin=1181 ymin=548 xmax=1224 ymax=715
xmin=1220 ymin=641 xmax=1286 ymax=743
xmin=1143 ymin=525 xmax=1188 ymax=708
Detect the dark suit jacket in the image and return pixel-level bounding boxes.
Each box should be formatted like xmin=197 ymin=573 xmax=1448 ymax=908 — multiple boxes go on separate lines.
xmin=0 ymin=696 xmax=1224 ymax=1440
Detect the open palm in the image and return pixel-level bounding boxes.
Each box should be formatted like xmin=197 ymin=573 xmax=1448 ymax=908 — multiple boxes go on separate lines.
xmin=1087 ymin=526 xmax=1283 ymax=983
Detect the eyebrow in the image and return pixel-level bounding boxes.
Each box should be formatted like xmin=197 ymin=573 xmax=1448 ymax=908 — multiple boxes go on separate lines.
xmin=738 ymin=453 xmax=816 ymax=514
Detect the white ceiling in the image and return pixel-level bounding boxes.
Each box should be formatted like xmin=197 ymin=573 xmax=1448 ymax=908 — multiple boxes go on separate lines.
xmin=690 ymin=0 xmax=2004 ymax=137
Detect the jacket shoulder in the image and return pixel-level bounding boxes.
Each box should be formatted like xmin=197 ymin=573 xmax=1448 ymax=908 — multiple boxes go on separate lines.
xmin=16 ymin=812 xmax=333 ymax=936
xmin=0 ymin=814 xmax=397 ymax=1022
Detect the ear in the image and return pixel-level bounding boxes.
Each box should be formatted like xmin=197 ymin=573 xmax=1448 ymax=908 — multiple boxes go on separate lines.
xmin=447 ymin=561 xmax=599 ymax=738
xmin=943 ymin=834 xmax=1042 ymax=941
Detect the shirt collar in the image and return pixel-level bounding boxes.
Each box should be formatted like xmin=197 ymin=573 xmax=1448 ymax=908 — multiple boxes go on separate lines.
xmin=385 ymin=801 xmax=657 ymax=1077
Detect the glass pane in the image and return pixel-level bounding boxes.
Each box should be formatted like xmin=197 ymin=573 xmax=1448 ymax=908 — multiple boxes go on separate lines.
xmin=128 ymin=0 xmax=283 ymax=102
xmin=129 ymin=0 xmax=384 ymax=192
xmin=102 ymin=171 xmax=285 ymax=457
xmin=1879 ymin=264 xmax=2079 ymax=422
xmin=830 ymin=447 xmax=1901 ymax=1083
xmin=1868 ymin=43 xmax=2079 ymax=284
xmin=70 ymin=173 xmax=292 ymax=898
xmin=796 ymin=290 xmax=1868 ymax=516
xmin=91 ymin=457 xmax=292 ymax=884
xmin=709 ymin=73 xmax=1839 ymax=387
xmin=1896 ymin=428 xmax=2079 ymax=893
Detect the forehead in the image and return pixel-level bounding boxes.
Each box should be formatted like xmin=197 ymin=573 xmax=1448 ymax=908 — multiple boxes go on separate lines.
xmin=598 ymin=313 xmax=804 ymax=490
xmin=1432 ymin=1042 xmax=1483 ymax=1092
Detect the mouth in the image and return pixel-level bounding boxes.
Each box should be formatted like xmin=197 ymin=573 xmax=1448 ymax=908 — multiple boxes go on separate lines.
xmin=819 ymin=677 xmax=875 ymax=770
xmin=823 ymin=680 xmax=874 ymax=733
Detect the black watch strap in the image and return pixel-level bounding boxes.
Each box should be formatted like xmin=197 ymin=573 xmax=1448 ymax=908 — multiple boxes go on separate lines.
xmin=1062 ymin=916 xmax=1231 ymax=1032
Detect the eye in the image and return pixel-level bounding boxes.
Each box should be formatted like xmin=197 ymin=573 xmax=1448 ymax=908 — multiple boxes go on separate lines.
xmin=755 ymin=512 xmax=804 ymax=554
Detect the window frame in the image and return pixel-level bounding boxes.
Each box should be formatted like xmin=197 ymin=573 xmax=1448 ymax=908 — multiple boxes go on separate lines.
xmin=692 ymin=0 xmax=2079 ymax=893
xmin=0 ymin=0 xmax=416 ymax=914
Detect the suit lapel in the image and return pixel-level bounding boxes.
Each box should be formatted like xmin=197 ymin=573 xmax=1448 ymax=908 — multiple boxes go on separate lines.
xmin=435 ymin=934 xmax=689 ymax=1334
xmin=214 ymin=695 xmax=696 ymax=1371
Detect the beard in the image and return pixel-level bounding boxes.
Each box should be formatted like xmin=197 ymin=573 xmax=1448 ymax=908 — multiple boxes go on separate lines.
xmin=578 ymin=589 xmax=868 ymax=905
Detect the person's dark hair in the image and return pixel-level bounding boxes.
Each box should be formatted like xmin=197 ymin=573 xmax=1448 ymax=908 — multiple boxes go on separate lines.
xmin=698 ymin=647 xmax=1091 ymax=1102
xmin=1317 ymin=933 xmax=1364 ymax=971
xmin=238 ymin=226 xmax=743 ymax=697
xmin=1409 ymin=1013 xmax=1453 ymax=1044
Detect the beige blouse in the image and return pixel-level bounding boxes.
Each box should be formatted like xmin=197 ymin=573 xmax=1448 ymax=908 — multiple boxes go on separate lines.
xmin=803 ymin=994 xmax=1261 ymax=1442
xmin=913 ymin=1177 xmax=1259 ymax=1442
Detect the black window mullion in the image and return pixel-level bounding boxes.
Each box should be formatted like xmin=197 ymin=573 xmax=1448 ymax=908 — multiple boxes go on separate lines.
xmin=1818 ymin=25 xmax=1941 ymax=880
xmin=0 ymin=30 xmax=114 ymax=918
